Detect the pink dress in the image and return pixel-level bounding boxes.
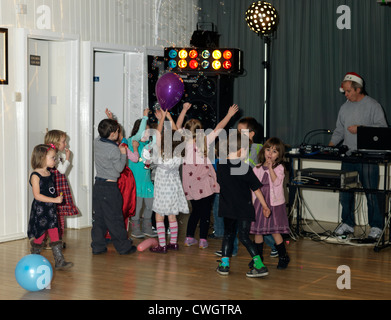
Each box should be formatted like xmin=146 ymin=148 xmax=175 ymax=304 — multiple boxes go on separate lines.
xmin=182 ymin=132 xmax=220 ymax=201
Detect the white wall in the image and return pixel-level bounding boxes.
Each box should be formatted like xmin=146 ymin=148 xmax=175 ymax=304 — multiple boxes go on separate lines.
xmin=0 ymin=0 xmax=199 ymax=242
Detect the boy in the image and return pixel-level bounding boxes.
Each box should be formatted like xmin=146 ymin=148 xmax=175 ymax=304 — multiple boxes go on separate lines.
xmin=91 ymin=118 xmax=136 ymax=255
xmin=216 ymin=131 xmax=270 ymax=278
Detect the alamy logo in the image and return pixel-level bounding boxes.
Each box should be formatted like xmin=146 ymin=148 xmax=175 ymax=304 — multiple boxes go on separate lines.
xmin=336 ymin=265 xmax=351 ymax=290
xmin=336 ymin=5 xmax=351 ymax=30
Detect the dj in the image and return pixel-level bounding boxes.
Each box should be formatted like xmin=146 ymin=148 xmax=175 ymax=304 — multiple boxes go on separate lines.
xmin=329 ymin=72 xmax=388 ymax=239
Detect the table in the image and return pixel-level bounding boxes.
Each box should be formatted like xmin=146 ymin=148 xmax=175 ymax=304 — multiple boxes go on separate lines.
xmin=286 ymin=152 xmax=391 ymax=252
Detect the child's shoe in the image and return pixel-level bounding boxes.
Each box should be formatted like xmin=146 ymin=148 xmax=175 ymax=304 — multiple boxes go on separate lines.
xmin=184 ymin=237 xmax=198 ymax=247
xmin=149 ymin=245 xmax=167 ymax=254
xmin=50 ymin=241 xmax=73 ymax=270
xmin=143 ymin=219 xmax=158 ymax=238
xmin=167 ymin=243 xmax=179 ymax=251
xmin=199 ymin=239 xmax=208 ymax=249
xmin=270 ymin=249 xmax=279 ymax=258
xmin=131 ymin=220 xmax=145 ymax=239
xmin=246 ymin=266 xmax=269 ymax=278
xmin=216 ymin=261 xmax=230 ymax=276
xmin=277 ymin=255 xmax=290 ymax=269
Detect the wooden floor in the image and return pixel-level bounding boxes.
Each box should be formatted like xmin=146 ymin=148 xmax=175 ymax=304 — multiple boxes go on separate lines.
xmin=1 ymin=215 xmax=391 ymax=301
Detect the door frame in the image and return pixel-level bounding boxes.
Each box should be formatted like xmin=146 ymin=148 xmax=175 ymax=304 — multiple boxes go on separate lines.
xmin=16 ymin=28 xmax=79 ymax=235
xmin=80 ymin=42 xmax=149 ymax=228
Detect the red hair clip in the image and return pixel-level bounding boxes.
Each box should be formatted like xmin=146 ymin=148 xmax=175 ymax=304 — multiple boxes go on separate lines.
xmin=48 ymin=143 xmax=56 ymax=150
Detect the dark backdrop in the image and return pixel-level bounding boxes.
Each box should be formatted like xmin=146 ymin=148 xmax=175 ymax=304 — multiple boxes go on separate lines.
xmin=197 ymin=0 xmax=391 ymax=147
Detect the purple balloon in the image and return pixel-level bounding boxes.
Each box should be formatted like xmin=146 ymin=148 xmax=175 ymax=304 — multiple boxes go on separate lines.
xmin=155 ymin=73 xmax=185 ymax=111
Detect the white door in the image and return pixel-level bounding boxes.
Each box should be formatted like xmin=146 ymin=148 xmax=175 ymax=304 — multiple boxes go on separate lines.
xmin=27 ymin=39 xmax=72 ymax=216
xmin=28 ymin=39 xmax=49 ymax=207
xmin=93 ymin=52 xmax=125 ymax=139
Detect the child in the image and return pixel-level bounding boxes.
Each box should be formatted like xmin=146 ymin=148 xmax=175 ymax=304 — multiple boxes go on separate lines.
xmin=251 ymin=137 xmax=290 ymax=269
xmin=216 ymin=131 xmax=270 ymax=278
xmin=127 ymin=109 xmax=156 ymax=238
xmin=28 ymin=144 xmax=73 ymax=270
xmin=150 ymin=109 xmax=189 ymax=253
xmin=44 ymin=130 xmax=80 ymax=243
xmin=105 ymin=109 xmax=137 ymax=235
xmin=91 ymin=118 xmax=136 ymax=255
xmin=237 ymin=117 xmax=278 ymax=257
xmin=177 ymin=102 xmax=239 ymax=249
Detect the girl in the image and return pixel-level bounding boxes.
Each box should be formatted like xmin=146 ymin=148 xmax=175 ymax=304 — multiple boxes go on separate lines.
xmin=177 ymin=102 xmax=239 ymax=249
xmin=251 ymin=137 xmax=290 ymax=269
xmin=150 ymin=109 xmax=189 ymax=253
xmin=127 ymin=108 xmax=157 ymax=238
xmin=44 ymin=130 xmax=80 ymax=243
xmin=28 ymin=144 xmax=73 ymax=270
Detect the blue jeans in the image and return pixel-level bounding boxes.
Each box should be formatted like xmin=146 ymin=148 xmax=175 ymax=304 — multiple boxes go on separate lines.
xmin=340 ymin=162 xmax=383 ymax=229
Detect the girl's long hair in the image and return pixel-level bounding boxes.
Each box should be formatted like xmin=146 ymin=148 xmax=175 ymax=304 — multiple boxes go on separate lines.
xmin=258 ymin=137 xmax=285 ymax=168
xmin=184 ymin=119 xmax=208 ymax=157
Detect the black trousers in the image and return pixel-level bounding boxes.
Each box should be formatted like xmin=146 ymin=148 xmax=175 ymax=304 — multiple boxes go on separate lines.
xmin=91 ymin=180 xmax=133 ymax=254
xmin=221 ymin=218 xmax=258 ymax=258
xmin=186 ymin=194 xmax=214 ymax=239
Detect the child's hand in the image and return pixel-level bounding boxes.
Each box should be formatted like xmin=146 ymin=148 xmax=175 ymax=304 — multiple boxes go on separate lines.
xmin=105 ymin=108 xmax=113 ymax=119
xmin=228 ymin=104 xmax=239 ymax=117
xmin=55 ymin=194 xmax=63 ymax=204
xmin=143 ymin=108 xmax=149 ymax=117
xmin=119 ymin=144 xmax=127 ymax=154
xmin=263 ymin=206 xmax=271 ymax=218
xmin=155 ymin=109 xmax=164 ymax=121
xmin=65 ymin=148 xmax=71 ymax=161
xmin=132 ymin=140 xmax=139 ymax=150
xmin=183 ymin=102 xmax=192 ymax=111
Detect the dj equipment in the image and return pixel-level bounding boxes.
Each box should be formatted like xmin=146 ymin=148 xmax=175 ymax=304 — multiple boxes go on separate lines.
xmin=298 ymin=144 xmax=348 ymax=157
xmin=295 ymin=168 xmax=359 ymax=189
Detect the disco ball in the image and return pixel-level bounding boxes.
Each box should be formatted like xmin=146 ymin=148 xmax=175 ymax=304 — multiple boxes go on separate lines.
xmin=245 ymin=1 xmax=279 ymax=36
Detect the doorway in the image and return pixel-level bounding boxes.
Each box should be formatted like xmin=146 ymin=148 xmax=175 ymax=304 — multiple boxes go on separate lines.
xmin=27 ymin=37 xmax=77 ymax=223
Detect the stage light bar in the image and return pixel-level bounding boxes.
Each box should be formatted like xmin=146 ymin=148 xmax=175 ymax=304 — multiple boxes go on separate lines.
xmin=164 ymin=47 xmax=243 ymax=75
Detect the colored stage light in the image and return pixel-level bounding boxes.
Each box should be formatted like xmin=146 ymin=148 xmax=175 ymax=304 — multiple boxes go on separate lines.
xmin=178 ymin=50 xmax=188 ymax=59
xmin=189 ymin=60 xmax=198 ymax=69
xmin=168 ymin=49 xmax=178 ymax=59
xmin=178 ymin=60 xmax=187 ymax=69
xmin=212 ymin=60 xmax=221 ymax=70
xmin=202 ymin=50 xmax=211 ymax=59
xmin=189 ymin=50 xmax=198 ymax=59
xmin=212 ymin=50 xmax=222 ymax=60
xmin=168 ymin=60 xmax=177 ymax=69
xmin=164 ymin=47 xmax=243 ymax=75
xmin=223 ymin=50 xmax=232 ymax=60
xmin=201 ymin=61 xmax=210 ymax=69
xmin=223 ymin=61 xmax=232 ymax=70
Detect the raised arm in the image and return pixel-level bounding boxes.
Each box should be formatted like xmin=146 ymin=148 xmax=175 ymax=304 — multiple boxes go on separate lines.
xmin=176 ymin=102 xmax=192 ymax=129
xmin=215 ymin=104 xmax=239 ymax=131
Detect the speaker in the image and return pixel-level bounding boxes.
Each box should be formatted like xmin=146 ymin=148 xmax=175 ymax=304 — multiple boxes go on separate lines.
xmin=170 ymin=74 xmax=234 ymax=130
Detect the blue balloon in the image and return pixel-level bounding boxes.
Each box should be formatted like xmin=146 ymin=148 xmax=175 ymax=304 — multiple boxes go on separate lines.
xmin=15 ymin=254 xmax=53 ymax=292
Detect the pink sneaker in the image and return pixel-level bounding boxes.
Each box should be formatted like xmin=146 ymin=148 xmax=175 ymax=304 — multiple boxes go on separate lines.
xmin=199 ymin=239 xmax=209 ymax=249
xmin=184 ymin=237 xmax=198 ymax=247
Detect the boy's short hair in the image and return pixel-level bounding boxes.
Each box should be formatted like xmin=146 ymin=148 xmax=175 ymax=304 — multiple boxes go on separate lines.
xmin=218 ymin=131 xmax=249 ymax=159
xmin=238 ymin=117 xmax=264 ymax=143
xmin=98 ymin=119 xmax=120 ymax=138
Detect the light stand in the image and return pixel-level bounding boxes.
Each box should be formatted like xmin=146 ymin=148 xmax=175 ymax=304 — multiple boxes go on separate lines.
xmin=262 ymin=34 xmax=272 ymax=141
xmin=245 ymin=1 xmax=279 ymax=142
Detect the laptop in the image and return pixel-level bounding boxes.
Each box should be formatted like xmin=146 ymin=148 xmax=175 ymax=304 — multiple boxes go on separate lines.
xmin=357 ymin=126 xmax=391 ymax=154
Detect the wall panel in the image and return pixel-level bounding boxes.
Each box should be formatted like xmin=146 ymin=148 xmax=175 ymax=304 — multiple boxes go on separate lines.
xmin=0 ymin=0 xmax=199 ymax=242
